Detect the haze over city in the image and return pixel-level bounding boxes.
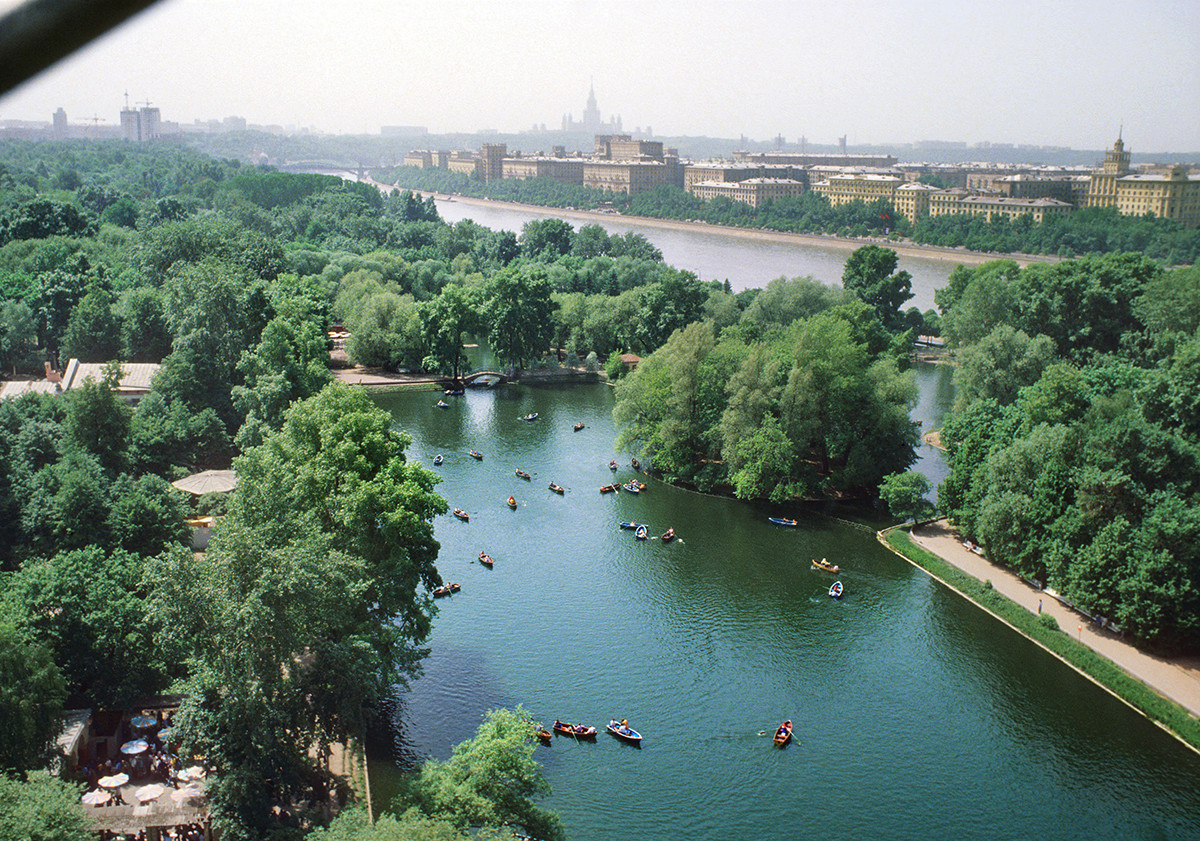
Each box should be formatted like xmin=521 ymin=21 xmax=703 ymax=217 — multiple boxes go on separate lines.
xmin=0 ymin=0 xmax=1198 ymax=151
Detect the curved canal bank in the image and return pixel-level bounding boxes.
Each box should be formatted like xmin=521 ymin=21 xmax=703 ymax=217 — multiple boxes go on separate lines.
xmin=881 ymin=523 xmax=1200 ymax=753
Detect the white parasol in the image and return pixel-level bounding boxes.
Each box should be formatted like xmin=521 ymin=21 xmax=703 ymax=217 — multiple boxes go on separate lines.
xmin=98 ymin=773 xmax=129 ymax=788
xmin=81 ymin=789 xmax=112 ymax=805
xmin=135 ymin=783 xmax=166 ymax=802
xmin=171 ymin=470 xmax=237 ymax=495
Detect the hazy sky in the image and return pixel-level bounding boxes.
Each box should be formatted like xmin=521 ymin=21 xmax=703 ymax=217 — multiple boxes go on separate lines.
xmin=1 ymin=0 xmax=1197 ymax=151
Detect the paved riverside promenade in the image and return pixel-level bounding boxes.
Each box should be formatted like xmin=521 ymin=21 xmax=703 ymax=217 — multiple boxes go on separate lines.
xmin=909 ymin=519 xmax=1200 ymax=721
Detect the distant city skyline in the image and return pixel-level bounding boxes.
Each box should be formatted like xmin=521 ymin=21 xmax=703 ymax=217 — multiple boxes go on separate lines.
xmin=0 ymin=0 xmax=1197 ymax=152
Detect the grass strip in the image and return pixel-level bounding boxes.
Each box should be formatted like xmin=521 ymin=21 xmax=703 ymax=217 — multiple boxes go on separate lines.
xmin=884 ymin=528 xmax=1200 ymax=753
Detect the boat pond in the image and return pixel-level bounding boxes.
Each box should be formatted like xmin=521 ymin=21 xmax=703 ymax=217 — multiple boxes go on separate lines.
xmin=365 ymin=380 xmax=1200 ymax=841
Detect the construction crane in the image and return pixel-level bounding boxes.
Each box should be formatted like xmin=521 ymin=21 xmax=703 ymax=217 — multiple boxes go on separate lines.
xmin=86 ymin=114 xmax=105 ymax=137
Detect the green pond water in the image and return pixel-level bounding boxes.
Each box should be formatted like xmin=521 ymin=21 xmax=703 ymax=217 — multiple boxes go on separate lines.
xmin=365 ymin=376 xmax=1200 ymax=841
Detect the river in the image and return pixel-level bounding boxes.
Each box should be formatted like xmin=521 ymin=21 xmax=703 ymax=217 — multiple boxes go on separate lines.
xmin=366 ymin=379 xmax=1200 ymax=840
xmin=431 ymin=198 xmax=968 ymax=312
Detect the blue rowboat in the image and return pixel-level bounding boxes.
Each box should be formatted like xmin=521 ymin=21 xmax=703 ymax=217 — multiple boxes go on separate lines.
xmin=607 ymin=720 xmax=642 ymax=744
xmin=769 ymin=517 xmax=798 ymax=527
xmin=623 ymin=481 xmax=641 ymax=494
xmin=433 ymin=455 xmax=443 ymax=466
xmin=619 ymin=522 xmax=646 ymax=530
xmin=829 ymin=581 xmax=844 ymax=599
xmin=635 ymin=525 xmax=648 ymax=540
xmin=522 ymin=412 xmax=538 ymax=421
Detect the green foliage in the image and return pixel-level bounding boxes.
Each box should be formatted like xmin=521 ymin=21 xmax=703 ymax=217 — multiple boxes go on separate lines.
xmin=7 ymin=546 xmax=167 ymax=707
xmin=879 ymin=471 xmax=935 ymax=522
xmin=0 ymin=620 xmax=67 ymax=775
xmin=0 ymin=299 xmax=38 ymax=373
xmin=313 ymin=808 xmax=507 ymax=841
xmin=841 ymin=245 xmax=914 ymax=332
xmin=0 ymin=772 xmax=91 ymax=840
xmin=937 ymin=254 xmax=1200 ymax=646
xmin=401 ymin=707 xmax=564 ymax=841
xmin=419 ymin=284 xmax=484 ymax=378
xmin=146 ymin=383 xmax=447 ymax=836
xmin=0 ymin=198 xmax=97 ymax=244
xmin=485 ymin=263 xmax=556 ymax=370
xmin=63 ymin=364 xmax=131 ymax=475
xmin=118 ymin=286 xmax=173 ymax=362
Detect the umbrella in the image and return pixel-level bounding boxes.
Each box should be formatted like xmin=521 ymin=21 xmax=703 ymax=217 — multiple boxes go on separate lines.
xmin=135 ymin=783 xmax=166 ymax=803
xmin=171 ymin=469 xmax=237 ymax=495
xmin=98 ymin=773 xmax=129 ymax=788
xmin=130 ymin=715 xmax=157 ymax=729
xmin=180 ymin=765 xmax=206 ymax=781
xmin=81 ymin=789 xmax=112 ymax=805
xmin=157 ymin=726 xmax=175 ymax=740
xmin=120 ymin=739 xmax=149 ymax=754
xmin=170 ymin=784 xmax=205 ymax=803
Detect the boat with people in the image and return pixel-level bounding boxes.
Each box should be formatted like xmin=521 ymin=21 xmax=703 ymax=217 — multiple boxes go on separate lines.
xmin=607 ymin=719 xmax=642 ymax=744
xmin=507 ymin=496 xmax=518 ymax=509
xmin=661 ymin=528 xmax=675 ymax=542
xmin=522 ymin=412 xmax=538 ymax=422
xmin=515 ymin=468 xmax=532 ymax=480
xmin=774 ymin=720 xmax=793 ymax=746
xmin=631 ymin=457 xmax=641 ymax=470
xmin=453 ymin=509 xmax=469 ymax=522
xmin=548 ymin=482 xmax=565 ymax=494
xmin=812 ymin=558 xmax=840 ymax=574
xmin=619 ymin=521 xmax=646 ymax=530
xmin=535 ymin=725 xmax=553 ymax=743
xmin=829 ymin=581 xmax=844 ymax=599
xmin=769 ymin=517 xmax=798 ymax=527
xmin=436 ymin=400 xmax=450 ymax=408
xmin=600 ymin=483 xmax=620 ymax=494
xmin=444 ymin=387 xmax=464 ymax=396
xmin=635 ymin=525 xmax=648 ymax=540
xmin=479 ymin=552 xmax=494 ymax=567
xmin=432 ymin=582 xmax=461 ymax=598
xmin=433 ymin=454 xmax=443 ymax=466
xmin=553 ymin=720 xmax=597 ymax=739
xmin=573 ymin=422 xmax=585 ymax=431
xmin=469 ymin=450 xmax=483 ymax=460
xmin=609 ymin=460 xmax=618 ymax=471
xmin=623 ymin=481 xmax=642 ymax=494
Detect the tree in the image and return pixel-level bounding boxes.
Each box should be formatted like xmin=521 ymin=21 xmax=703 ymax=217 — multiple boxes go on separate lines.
xmin=841 ymin=245 xmax=913 ymax=332
xmin=0 ymin=299 xmax=38 ymax=375
xmin=232 ymin=314 xmax=332 ymax=449
xmin=63 ymin=363 xmax=130 ymax=475
xmin=119 ymin=287 xmax=173 ymax=362
xmin=519 ymin=218 xmax=574 ymax=259
xmin=404 ymin=708 xmax=564 ymax=841
xmin=60 ymin=285 xmax=120 ymax=363
xmin=419 ymin=284 xmax=484 ymax=379
xmin=956 ymin=325 xmax=1055 ymax=406
xmin=485 ymin=264 xmax=556 ymax=370
xmin=879 ymin=471 xmax=935 ymax=522
xmin=0 ymin=773 xmax=92 ymax=841
xmin=8 ymin=547 xmax=166 ymax=708
xmin=0 ymin=618 xmax=66 ymax=776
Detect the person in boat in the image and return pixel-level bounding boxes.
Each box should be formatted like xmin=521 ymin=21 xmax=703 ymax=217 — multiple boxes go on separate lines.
xmin=776 ymin=720 xmax=792 ymax=738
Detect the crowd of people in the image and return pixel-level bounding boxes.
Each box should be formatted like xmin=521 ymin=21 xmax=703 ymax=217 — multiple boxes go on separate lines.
xmin=97 ymin=823 xmax=208 ymax=841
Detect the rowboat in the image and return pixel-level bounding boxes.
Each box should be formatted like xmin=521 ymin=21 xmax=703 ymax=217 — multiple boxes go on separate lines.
xmin=507 ymin=496 xmax=517 ymax=509
xmin=479 ymin=552 xmax=494 ymax=567
xmin=631 ymin=458 xmax=641 ymax=470
xmin=433 ymin=454 xmax=443 ymax=466
xmin=432 ymin=582 xmax=461 ymax=598
xmin=436 ymin=400 xmax=449 ymax=408
xmin=661 ymin=528 xmax=675 ymax=542
xmin=515 ymin=468 xmax=532 ymax=480
xmin=619 ymin=521 xmax=645 ymax=530
xmin=829 ymin=581 xmax=844 ymax=599
xmin=573 ymin=422 xmax=585 ymax=431
xmin=774 ymin=720 xmax=793 ymax=746
xmin=553 ymin=720 xmax=597 ymax=739
xmin=522 ymin=412 xmax=538 ymax=421
xmin=469 ymin=450 xmax=483 ymax=460
xmin=453 ymin=508 xmax=469 ymax=522
xmin=635 ymin=525 xmax=648 ymax=540
xmin=769 ymin=517 xmax=798 ymax=527
xmin=548 ymin=482 xmax=565 ymax=494
xmin=600 ymin=483 xmax=620 ymax=494
xmin=812 ymin=558 xmax=840 ymax=574
xmin=609 ymin=460 xmax=618 ymax=471
xmin=623 ymin=481 xmax=641 ymax=494
xmin=607 ymin=720 xmax=642 ymax=744
xmin=444 ymin=388 xmax=464 ymax=396
xmin=535 ymin=725 xmax=553 ymax=743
